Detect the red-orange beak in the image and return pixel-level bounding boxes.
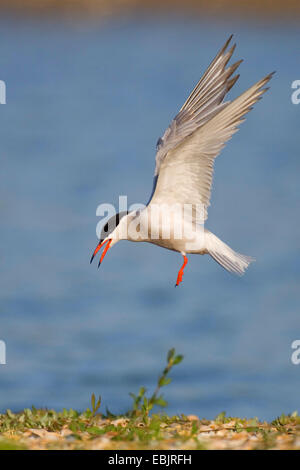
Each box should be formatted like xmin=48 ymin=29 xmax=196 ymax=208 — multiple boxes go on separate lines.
xmin=90 ymin=238 xmax=112 ymax=268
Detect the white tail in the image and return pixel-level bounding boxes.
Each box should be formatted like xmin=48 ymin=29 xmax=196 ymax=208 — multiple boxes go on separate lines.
xmin=205 ymin=230 xmax=254 ymax=276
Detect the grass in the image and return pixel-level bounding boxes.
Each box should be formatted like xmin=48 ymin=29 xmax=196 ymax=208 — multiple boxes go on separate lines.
xmin=0 ymin=349 xmax=299 ymax=450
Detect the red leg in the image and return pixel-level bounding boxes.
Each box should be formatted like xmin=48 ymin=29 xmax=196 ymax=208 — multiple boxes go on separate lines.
xmin=175 ymin=255 xmax=188 ymax=287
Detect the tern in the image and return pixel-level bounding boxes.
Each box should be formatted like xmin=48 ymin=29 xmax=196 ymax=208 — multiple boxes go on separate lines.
xmin=91 ymin=35 xmax=273 ymax=286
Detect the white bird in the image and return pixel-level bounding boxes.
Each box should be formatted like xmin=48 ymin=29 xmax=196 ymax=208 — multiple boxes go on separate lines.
xmin=91 ymin=35 xmax=274 ymax=286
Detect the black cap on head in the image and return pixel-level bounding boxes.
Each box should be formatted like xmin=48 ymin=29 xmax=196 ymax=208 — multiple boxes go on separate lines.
xmin=99 ymin=211 xmax=129 ymax=242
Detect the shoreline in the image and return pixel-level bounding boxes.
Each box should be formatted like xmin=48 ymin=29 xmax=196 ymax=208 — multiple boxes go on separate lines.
xmin=1 ymin=408 xmax=299 ymax=450
xmin=1 ymin=1 xmax=300 ymax=20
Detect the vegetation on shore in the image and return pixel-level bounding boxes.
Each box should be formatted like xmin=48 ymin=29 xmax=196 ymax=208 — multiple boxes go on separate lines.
xmin=0 ymin=349 xmax=299 ymax=450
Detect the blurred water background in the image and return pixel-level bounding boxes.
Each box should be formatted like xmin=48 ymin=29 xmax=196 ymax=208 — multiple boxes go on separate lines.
xmin=0 ymin=8 xmax=300 ymax=420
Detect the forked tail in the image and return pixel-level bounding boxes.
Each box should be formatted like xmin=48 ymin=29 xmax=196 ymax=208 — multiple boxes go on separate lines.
xmin=205 ymin=230 xmax=254 ymax=276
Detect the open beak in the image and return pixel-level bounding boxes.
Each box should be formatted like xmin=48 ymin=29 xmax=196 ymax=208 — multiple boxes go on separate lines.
xmin=90 ymin=238 xmax=112 ymax=268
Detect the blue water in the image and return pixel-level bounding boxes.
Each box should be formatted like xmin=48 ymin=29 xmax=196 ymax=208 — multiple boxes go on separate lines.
xmin=0 ymin=14 xmax=299 ymax=420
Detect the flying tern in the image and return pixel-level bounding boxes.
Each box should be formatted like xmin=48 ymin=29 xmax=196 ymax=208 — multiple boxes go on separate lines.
xmin=91 ymin=35 xmax=273 ymax=286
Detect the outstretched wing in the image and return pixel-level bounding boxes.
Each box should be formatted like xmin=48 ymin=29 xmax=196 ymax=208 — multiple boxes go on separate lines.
xmin=150 ymin=72 xmax=274 ymax=222
xmin=154 ymin=35 xmax=241 ymax=177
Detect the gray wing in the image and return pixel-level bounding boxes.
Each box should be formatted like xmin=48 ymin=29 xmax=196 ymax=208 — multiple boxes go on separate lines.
xmin=150 ymin=72 xmax=274 ymax=222
xmin=154 ymin=35 xmax=241 ymax=177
